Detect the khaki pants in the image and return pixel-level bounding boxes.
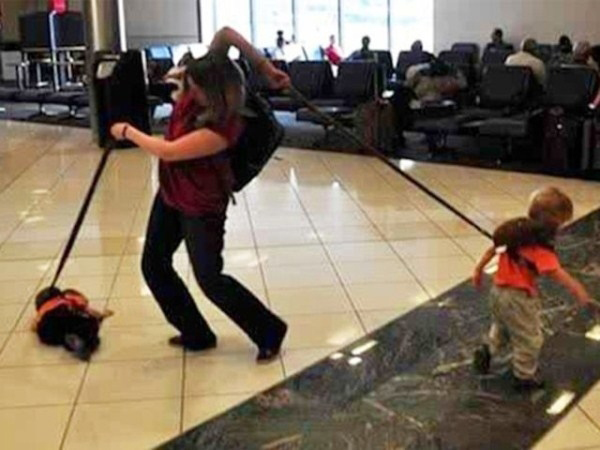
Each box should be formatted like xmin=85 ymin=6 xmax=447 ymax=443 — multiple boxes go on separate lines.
xmin=488 ymin=286 xmax=544 ymax=379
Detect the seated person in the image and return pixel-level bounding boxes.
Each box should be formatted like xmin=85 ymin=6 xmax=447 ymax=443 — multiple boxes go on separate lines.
xmin=272 ymin=36 xmax=287 ymax=61
xmin=406 ymin=59 xmax=467 ymax=104
xmin=550 ymin=35 xmax=573 ymax=66
xmin=409 ymin=40 xmax=434 ymax=61
xmin=485 ymin=28 xmax=514 ymax=52
xmin=506 ymin=38 xmax=546 ymax=85
xmin=324 ymin=35 xmax=343 ymax=65
xmin=573 ymin=41 xmax=593 ymax=66
xmin=348 ymin=36 xmax=375 ymax=61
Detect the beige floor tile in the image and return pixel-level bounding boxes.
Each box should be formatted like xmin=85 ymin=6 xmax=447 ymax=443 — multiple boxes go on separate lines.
xmin=0 ymin=364 xmax=85 ymax=407
xmin=258 ymin=245 xmax=329 ymax=267
xmin=420 ymin=276 xmax=469 ymax=299
xmin=0 ymin=304 xmax=26 ymax=333
xmin=104 ymin=297 xmax=165 ymax=328
xmin=80 ymin=358 xmax=182 ymax=403
xmin=0 ymin=405 xmax=72 ymax=450
xmin=185 ymin=353 xmax=284 ymax=396
xmin=94 ymin=325 xmax=182 ymax=362
xmin=0 ymin=331 xmax=79 ymax=367
xmin=346 ymin=281 xmax=429 ymax=313
xmin=283 ymin=312 xmax=364 ymax=349
xmin=391 ymin=238 xmax=465 ymax=259
xmin=48 ymin=275 xmax=115 ymax=300
xmin=359 ymin=310 xmax=404 ymax=333
xmin=0 ymin=240 xmax=63 ymax=260
xmin=0 ymin=279 xmax=41 ymax=304
xmin=578 ymin=389 xmax=600 ymax=428
xmin=254 ymin=227 xmax=319 ymax=247
xmin=223 ymin=248 xmax=261 ymax=269
xmin=269 ymin=286 xmax=353 ymax=315
xmin=282 ymin=347 xmax=335 ymax=376
xmin=326 ymin=241 xmax=397 ymax=263
xmin=72 ymin=237 xmax=128 ymax=257
xmin=405 ymin=255 xmax=474 ymax=281
xmin=251 ymin=213 xmax=311 ymax=230
xmin=377 ymin=222 xmax=445 ymax=240
xmin=316 ymin=225 xmax=382 ymax=243
xmin=436 ymin=219 xmax=490 ymax=238
xmin=263 ymin=263 xmax=339 ymax=290
xmin=183 ymin=393 xmax=253 ymax=430
xmin=110 ymin=273 xmax=152 ymax=298
xmin=335 ymin=259 xmax=414 ymax=285
xmin=532 ymin=407 xmax=600 ymax=450
xmin=56 ymin=255 xmax=122 ymax=277
xmin=0 ymin=259 xmax=51 ymax=281
xmin=63 ymin=399 xmax=180 ymax=450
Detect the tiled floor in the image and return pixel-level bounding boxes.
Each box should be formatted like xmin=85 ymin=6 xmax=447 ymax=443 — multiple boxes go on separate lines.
xmin=0 ymin=120 xmax=599 ymax=449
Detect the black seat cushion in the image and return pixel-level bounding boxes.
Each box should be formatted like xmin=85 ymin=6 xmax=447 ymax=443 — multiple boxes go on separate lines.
xmin=45 ymin=91 xmax=82 ymax=105
xmin=13 ymin=89 xmax=53 ymax=103
xmin=72 ymin=95 xmax=89 ymax=108
xmin=479 ymin=115 xmax=530 ymax=137
xmin=0 ymin=87 xmax=20 ymax=101
xmin=268 ymin=96 xmax=300 ymax=112
xmin=296 ymin=106 xmax=354 ymax=126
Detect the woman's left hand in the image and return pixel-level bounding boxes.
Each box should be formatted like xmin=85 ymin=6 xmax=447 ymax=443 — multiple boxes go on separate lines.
xmin=110 ymin=122 xmax=130 ymax=141
xmin=264 ymin=65 xmax=291 ymax=90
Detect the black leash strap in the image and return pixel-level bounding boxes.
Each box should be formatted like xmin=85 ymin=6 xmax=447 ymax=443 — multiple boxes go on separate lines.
xmin=50 ymin=141 xmax=115 ymax=288
xmin=287 ymin=86 xmax=493 ymax=240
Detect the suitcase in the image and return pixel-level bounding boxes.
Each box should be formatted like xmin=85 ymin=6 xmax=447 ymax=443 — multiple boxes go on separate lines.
xmin=354 ymin=99 xmax=398 ymax=155
xmin=542 ymin=107 xmax=594 ymax=173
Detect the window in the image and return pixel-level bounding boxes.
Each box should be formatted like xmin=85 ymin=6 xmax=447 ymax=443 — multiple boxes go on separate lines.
xmin=199 ymin=0 xmax=215 ymax=43
xmin=295 ymin=0 xmax=339 ymax=60
xmin=252 ymin=0 xmax=293 ymax=50
xmin=341 ymin=0 xmax=388 ymax=54
xmin=390 ymin=0 xmax=434 ymax=57
xmin=200 ymin=0 xmax=251 ymax=42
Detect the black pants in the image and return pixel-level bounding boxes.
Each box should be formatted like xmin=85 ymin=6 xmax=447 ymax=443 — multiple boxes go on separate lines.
xmin=142 ymin=194 xmax=286 ymax=348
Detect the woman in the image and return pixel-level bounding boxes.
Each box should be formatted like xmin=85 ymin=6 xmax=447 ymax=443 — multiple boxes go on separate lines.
xmin=110 ymin=27 xmax=290 ymax=363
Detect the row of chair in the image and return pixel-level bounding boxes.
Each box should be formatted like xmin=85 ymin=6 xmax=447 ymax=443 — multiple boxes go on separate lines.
xmin=0 ymin=85 xmax=89 ymax=116
xmin=248 ymin=60 xmax=381 ymax=135
xmin=412 ymin=65 xmax=599 ymax=158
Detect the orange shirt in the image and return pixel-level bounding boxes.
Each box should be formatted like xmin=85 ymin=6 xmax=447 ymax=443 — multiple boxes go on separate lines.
xmin=494 ymin=245 xmax=560 ymax=297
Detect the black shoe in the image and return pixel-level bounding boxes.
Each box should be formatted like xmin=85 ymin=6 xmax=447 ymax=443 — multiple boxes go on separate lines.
xmin=512 ymin=375 xmax=545 ymax=392
xmin=169 ymin=335 xmax=217 ymax=352
xmin=473 ymin=344 xmax=491 ymax=375
xmin=257 ymin=322 xmax=288 ymax=364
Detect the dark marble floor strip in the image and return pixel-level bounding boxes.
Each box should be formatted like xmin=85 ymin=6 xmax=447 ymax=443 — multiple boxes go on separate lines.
xmin=162 ymin=209 xmax=600 ymax=450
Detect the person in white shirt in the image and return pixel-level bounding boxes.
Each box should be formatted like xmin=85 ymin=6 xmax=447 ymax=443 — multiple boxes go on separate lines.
xmin=506 ymin=38 xmax=546 ymax=85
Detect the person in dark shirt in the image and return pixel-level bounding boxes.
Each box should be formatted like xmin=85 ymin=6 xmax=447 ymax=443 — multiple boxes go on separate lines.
xmin=485 ymin=28 xmax=514 ymax=52
xmin=109 ymin=27 xmax=289 ymax=363
xmin=348 ymin=35 xmax=375 ymax=61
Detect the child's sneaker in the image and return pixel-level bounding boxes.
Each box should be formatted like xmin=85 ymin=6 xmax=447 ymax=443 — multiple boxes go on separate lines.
xmin=512 ymin=375 xmax=545 ymax=392
xmin=473 ymin=344 xmax=491 ymax=374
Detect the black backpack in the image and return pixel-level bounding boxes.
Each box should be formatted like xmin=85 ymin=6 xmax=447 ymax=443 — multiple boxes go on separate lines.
xmin=229 ymin=89 xmax=284 ymax=192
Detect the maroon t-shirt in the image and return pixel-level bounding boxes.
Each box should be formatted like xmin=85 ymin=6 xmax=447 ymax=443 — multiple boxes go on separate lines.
xmin=159 ymin=91 xmax=244 ymax=216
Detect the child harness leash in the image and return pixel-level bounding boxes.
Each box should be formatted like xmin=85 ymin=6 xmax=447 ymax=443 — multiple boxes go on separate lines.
xmin=49 ymin=141 xmax=115 ymax=288
xmin=287 ymin=85 xmax=494 ymax=240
